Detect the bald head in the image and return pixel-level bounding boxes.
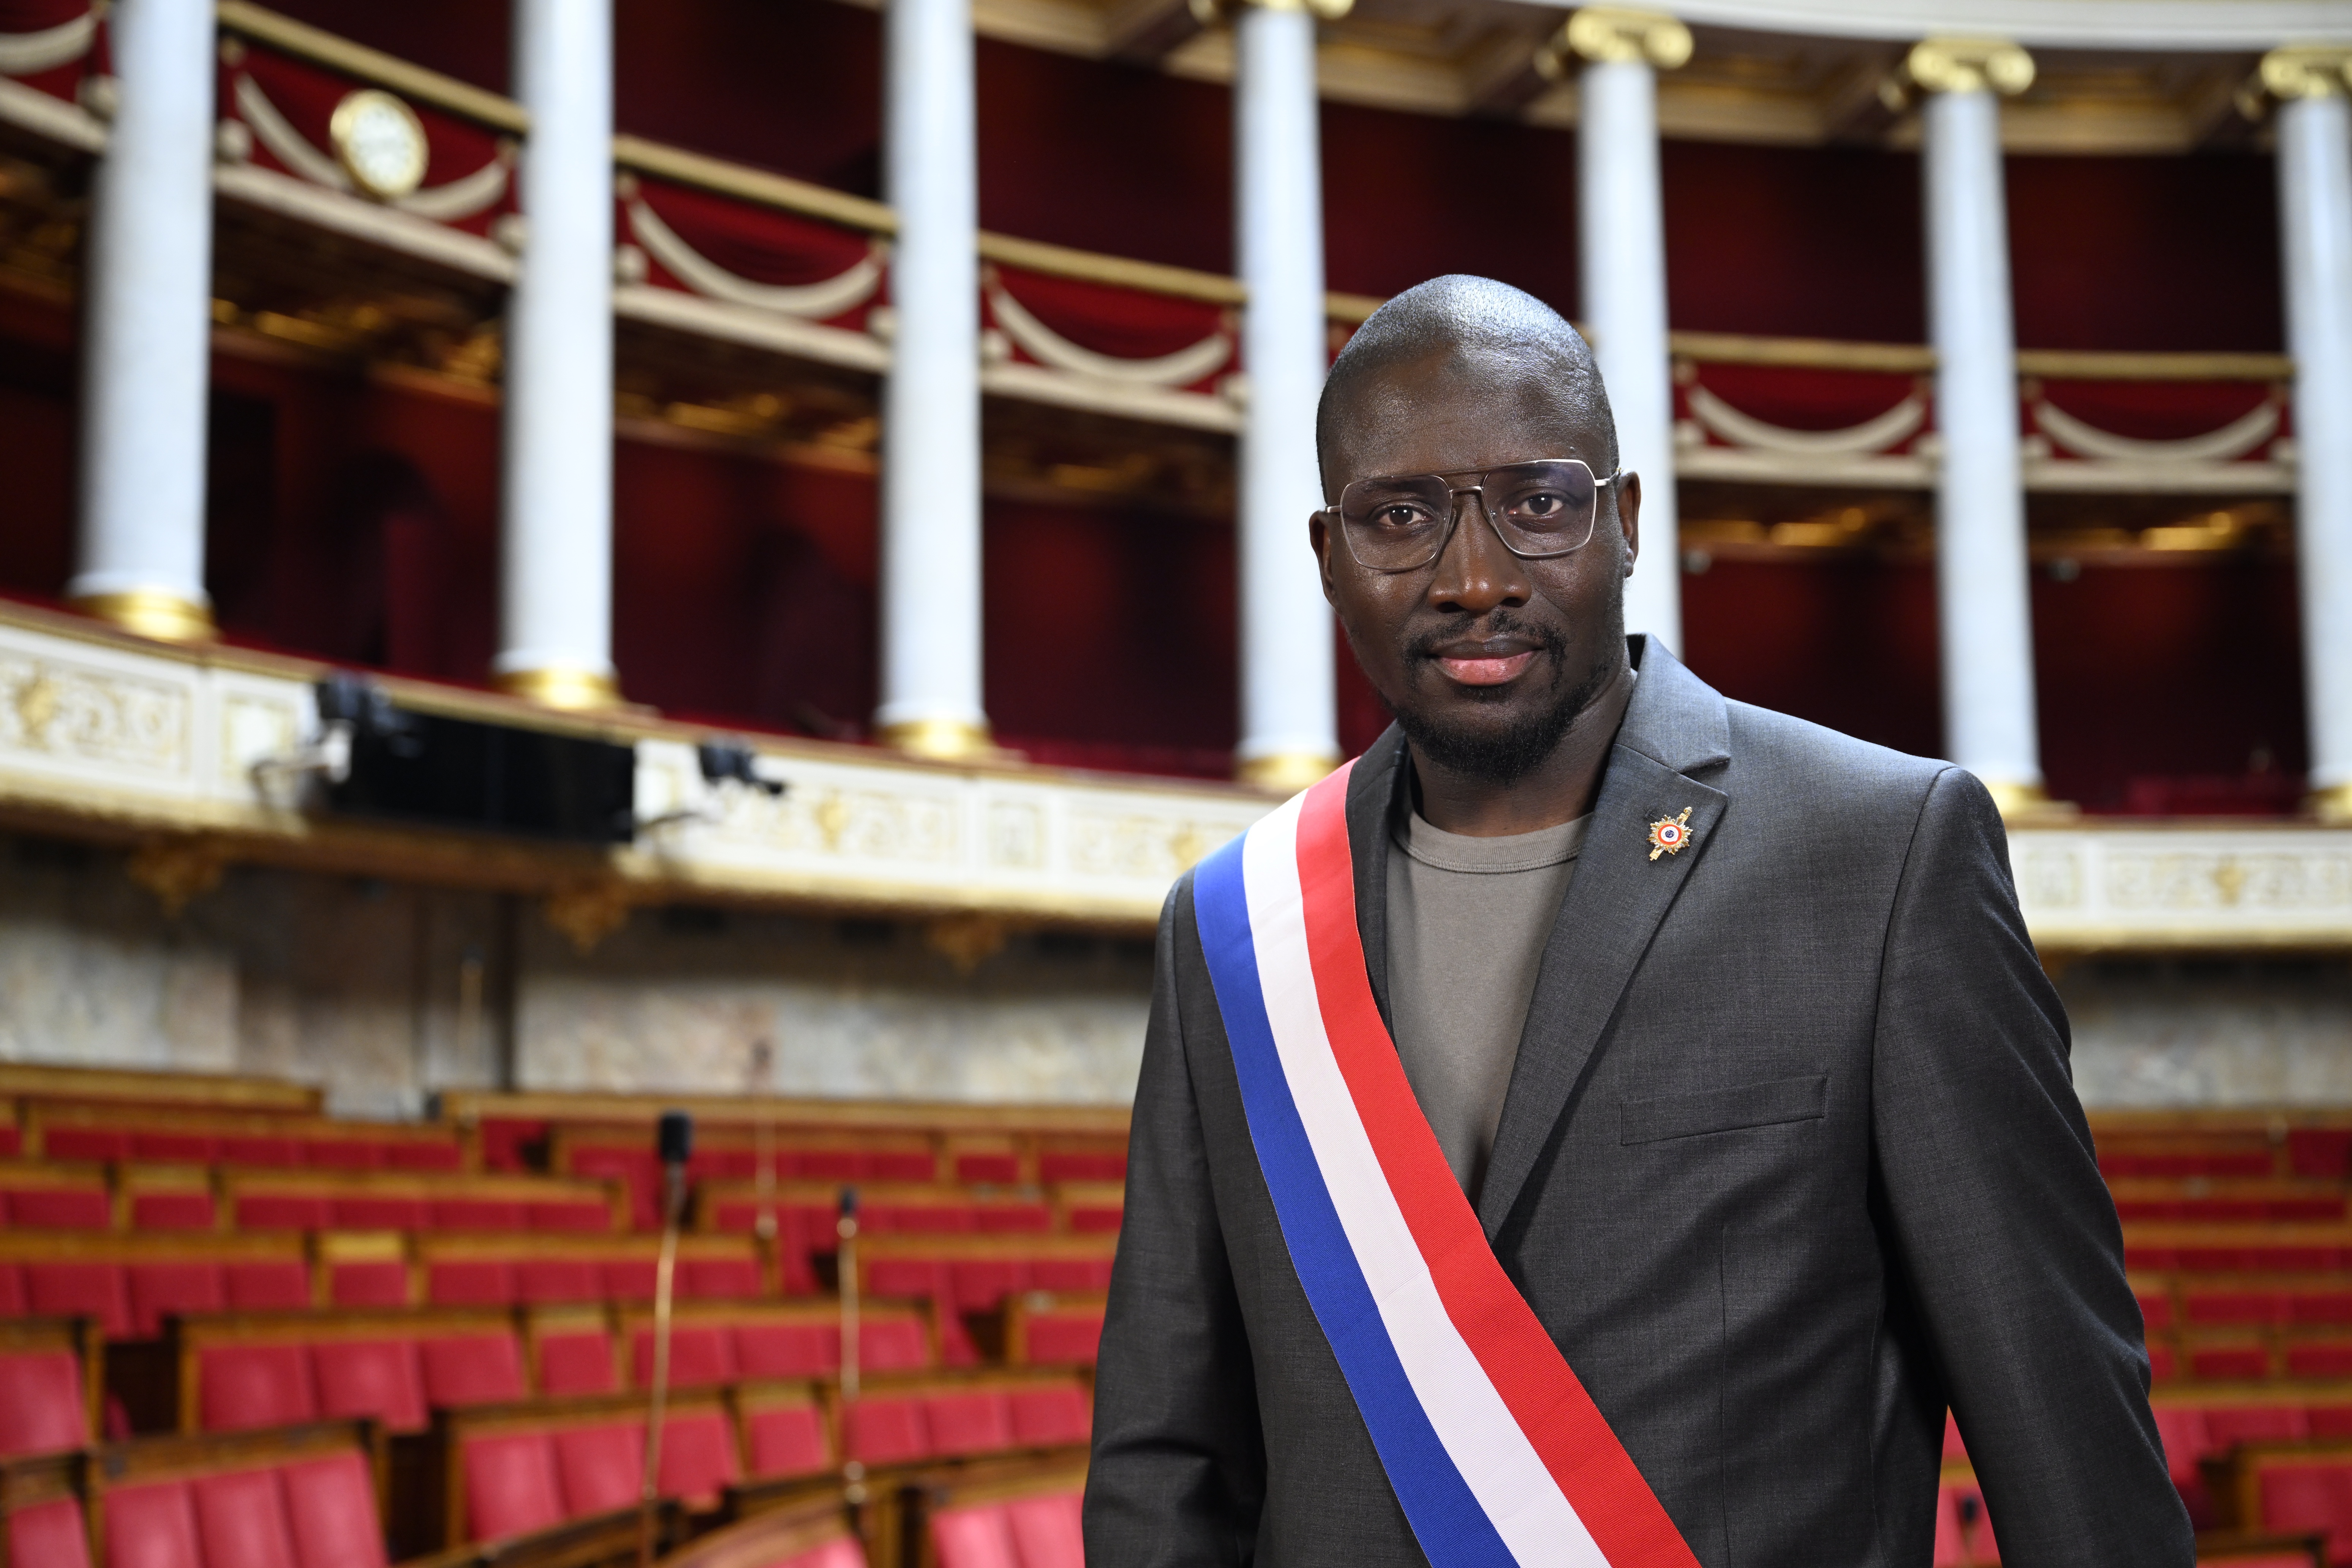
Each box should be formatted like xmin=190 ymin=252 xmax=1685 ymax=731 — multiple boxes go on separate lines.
xmin=1315 ymin=275 xmax=1617 ymax=500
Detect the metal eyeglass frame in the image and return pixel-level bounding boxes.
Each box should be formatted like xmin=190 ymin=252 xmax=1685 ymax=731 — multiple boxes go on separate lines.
xmin=1322 ymin=458 xmax=1626 ymax=574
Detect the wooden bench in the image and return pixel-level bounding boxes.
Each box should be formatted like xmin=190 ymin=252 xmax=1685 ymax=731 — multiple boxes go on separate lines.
xmin=170 ymin=1306 xmax=530 ymax=1435
xmin=2205 ymin=1435 xmax=2352 ymax=1565
xmin=2112 ymin=1180 xmax=2352 ymax=1226
xmin=410 ymin=1234 xmax=772 ymax=1310
xmin=656 ymin=1492 xmax=861 ymax=1568
xmin=820 ymin=1370 xmax=1091 ymax=1473
xmin=0 ymin=1061 xmax=321 ymax=1116
xmin=609 ymin=1300 xmax=938 ymax=1391
xmin=0 ymin=1317 xmax=103 ymax=1461
xmin=401 ymin=1500 xmax=687 ymax=1568
xmin=893 ymin=1450 xmax=1086 ymax=1568
xmin=221 ymin=1169 xmax=624 ymax=1236
xmin=0 ymin=1232 xmax=311 ymax=1338
xmin=28 ymin=1102 xmax=462 ymax=1169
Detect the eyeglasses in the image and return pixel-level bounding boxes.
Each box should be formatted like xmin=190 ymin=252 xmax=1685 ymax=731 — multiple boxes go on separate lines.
xmin=1324 ymin=458 xmax=1624 ymax=574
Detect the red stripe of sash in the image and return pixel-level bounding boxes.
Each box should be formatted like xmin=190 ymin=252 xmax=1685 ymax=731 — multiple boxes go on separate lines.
xmin=1293 ymin=768 xmax=1700 ymax=1568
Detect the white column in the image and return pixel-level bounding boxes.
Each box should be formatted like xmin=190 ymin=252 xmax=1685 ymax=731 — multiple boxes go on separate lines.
xmin=873 ymin=0 xmax=989 ymax=760
xmin=1233 ymin=0 xmax=1339 ymax=791
xmin=1566 ymin=7 xmax=1691 ymax=654
xmin=1912 ymin=38 xmax=2049 ymax=813
xmin=495 ymin=0 xmax=618 ymax=709
xmin=2267 ymin=48 xmax=2352 ymax=815
xmin=69 ymin=0 xmax=217 ymax=643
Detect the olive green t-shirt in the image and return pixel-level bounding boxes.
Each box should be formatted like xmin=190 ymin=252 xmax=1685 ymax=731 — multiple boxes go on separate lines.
xmin=1383 ymin=808 xmax=1588 ymax=1200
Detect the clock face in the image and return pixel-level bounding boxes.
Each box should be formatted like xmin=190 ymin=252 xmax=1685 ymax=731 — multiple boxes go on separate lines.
xmin=330 ymin=89 xmax=429 ymax=201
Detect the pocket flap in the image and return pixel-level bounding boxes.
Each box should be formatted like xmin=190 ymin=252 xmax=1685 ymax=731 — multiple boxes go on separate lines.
xmin=1619 ymin=1074 xmax=1828 ymax=1145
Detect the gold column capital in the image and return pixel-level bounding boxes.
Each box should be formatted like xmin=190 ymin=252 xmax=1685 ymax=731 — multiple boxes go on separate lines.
xmin=494 ymin=663 xmax=624 ymax=711
xmin=1188 ymin=0 xmax=1352 ymax=27
xmin=2260 ymin=44 xmax=2352 ymax=103
xmin=71 ymin=588 xmax=215 ymax=644
xmin=1980 ymin=779 xmax=2079 ymax=823
xmin=1543 ymin=6 xmax=1692 ymax=75
xmin=1903 ymin=36 xmax=2035 ymax=98
xmin=877 ymin=716 xmax=1001 ymax=764
xmin=1234 ymin=749 xmax=1340 ymax=795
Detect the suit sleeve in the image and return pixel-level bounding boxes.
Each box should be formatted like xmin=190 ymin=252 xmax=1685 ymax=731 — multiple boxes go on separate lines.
xmin=1084 ymin=876 xmax=1266 ymax=1566
xmin=1870 ymin=768 xmax=2193 ymax=1568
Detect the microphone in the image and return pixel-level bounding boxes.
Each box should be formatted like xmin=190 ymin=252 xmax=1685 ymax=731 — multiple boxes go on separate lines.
xmin=838 ymin=1186 xmax=861 ymax=1409
xmin=639 ymin=1111 xmax=693 ymax=1567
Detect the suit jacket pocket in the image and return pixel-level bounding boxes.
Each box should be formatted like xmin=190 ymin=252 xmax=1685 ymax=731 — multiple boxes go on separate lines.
xmin=1619 ymin=1074 xmax=1828 ymax=1145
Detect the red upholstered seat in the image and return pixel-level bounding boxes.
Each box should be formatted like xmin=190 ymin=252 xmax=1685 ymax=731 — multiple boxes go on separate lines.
xmin=2258 ymin=1459 xmax=2352 ymax=1564
xmin=1065 ymin=1204 xmax=1122 ymax=1234
xmin=2205 ymin=1406 xmax=2311 ymax=1447
xmin=1008 ymin=1386 xmax=1091 ymax=1447
xmin=680 ymin=1258 xmax=762 ymax=1300
xmin=733 ymin=1323 xmax=834 ymax=1379
xmin=658 ymin=1411 xmax=741 ymax=1505
xmin=463 ymin=1433 xmax=565 ymax=1543
xmin=956 ymin=1154 xmax=1021 ymax=1184
xmin=862 ymin=1320 xmax=930 ymax=1371
xmin=1930 ymin=1481 xmax=1999 ymax=1567
xmin=932 ymin=1504 xmax=1018 ymax=1568
xmin=192 ymin=1466 xmax=299 ymax=1568
xmin=1038 ymin=1154 xmax=1124 ymax=1182
xmin=553 ymin=1420 xmax=643 ymax=1517
xmin=480 ymin=1121 xmax=545 ymax=1171
xmin=867 ymin=1260 xmax=949 ymax=1299
xmin=131 ymin=1132 xmax=218 ymax=1163
xmin=224 ymin=1262 xmax=312 ymax=1311
xmin=515 ymin=1260 xmax=602 ymax=1304
xmin=2147 ymin=1344 xmax=2177 ymax=1380
xmin=925 ymin=1392 xmax=1015 ymax=1457
xmin=1028 ymin=1260 xmax=1114 ymax=1293
xmin=1022 ymin=1311 xmax=1104 ymax=1367
xmin=8 ymin=1497 xmax=91 ymax=1568
xmin=26 ymin=1262 xmax=130 ymax=1337
xmin=0 ymin=1349 xmax=89 ymax=1456
xmin=2135 ymin=1293 xmax=2173 ymax=1331
xmin=240 ymin=1195 xmax=334 ymax=1230
xmin=432 ymin=1199 xmax=528 ymax=1231
xmin=2151 ymin=1407 xmax=2206 ymax=1487
xmin=220 ymin=1136 xmax=300 ymax=1167
xmin=527 ymin=1201 xmax=613 ymax=1232
xmin=2291 ymin=1129 xmax=2352 ymax=1178
xmin=2311 ymin=1406 xmax=2352 ymax=1437
xmin=428 ymin=1262 xmax=516 ymax=1307
xmin=43 ymin=1130 xmax=130 ymax=1161
xmin=2293 ymin=1292 xmax=2352 ymax=1324
xmin=280 ymin=1450 xmax=388 ymax=1568
xmin=631 ymin=1326 xmax=734 ymax=1389
xmin=844 ymin=1398 xmax=929 ymax=1466
xmin=200 ymin=1344 xmax=318 ymax=1432
xmin=312 ymin=1339 xmax=428 ymax=1432
xmin=105 ymin=1478 xmax=201 ymax=1568
xmin=421 ymin=1334 xmax=528 ymax=1408
xmin=950 ymin=1263 xmax=1029 ymax=1313
xmin=333 ymin=1197 xmax=429 ymax=1231
xmin=603 ymin=1261 xmax=659 ymax=1301
xmin=2186 ymin=1291 xmax=2290 ymax=1326
xmin=536 ymin=1332 xmax=617 ymax=1395
xmin=305 ymin=1141 xmax=383 ymax=1171
xmin=6 ymin=1181 xmax=115 ymax=1226
xmin=126 ymin=1263 xmax=225 ymax=1338
xmin=2290 ymin=1344 xmax=2352 ymax=1377
xmin=2189 ymin=1345 xmax=2270 ymax=1380
xmin=745 ymin=1405 xmax=830 ymax=1478
xmin=1004 ymin=1492 xmax=1084 ymax=1568
xmin=328 ymin=1264 xmax=410 ymax=1309
xmin=387 ymin=1143 xmax=464 ymax=1172
xmin=131 ymin=1192 xmax=218 ymax=1230
xmin=0 ymin=1265 xmax=26 ymax=1315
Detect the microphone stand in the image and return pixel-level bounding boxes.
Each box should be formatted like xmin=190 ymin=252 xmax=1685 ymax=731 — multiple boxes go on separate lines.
xmin=838 ymin=1187 xmax=866 ymax=1514
xmin=639 ymin=1111 xmax=692 ymax=1568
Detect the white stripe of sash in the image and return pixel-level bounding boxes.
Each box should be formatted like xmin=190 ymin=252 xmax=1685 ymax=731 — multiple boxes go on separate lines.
xmin=1241 ymin=800 xmax=1611 ymax=1568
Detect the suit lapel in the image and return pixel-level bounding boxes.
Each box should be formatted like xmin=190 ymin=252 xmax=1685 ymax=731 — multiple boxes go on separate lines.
xmin=1475 ymin=640 xmax=1734 ymax=1236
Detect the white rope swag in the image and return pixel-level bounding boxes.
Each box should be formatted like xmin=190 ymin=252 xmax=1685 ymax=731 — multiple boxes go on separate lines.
xmin=984 ymin=275 xmax=1233 ymax=387
xmin=2032 ymin=395 xmax=2282 ymax=464
xmin=0 ymin=8 xmax=95 ymax=78
xmin=231 ymin=73 xmax=512 ymax=222
xmin=621 ymin=190 xmax=885 ymax=319
xmin=1685 ymin=383 xmax=1927 ymax=455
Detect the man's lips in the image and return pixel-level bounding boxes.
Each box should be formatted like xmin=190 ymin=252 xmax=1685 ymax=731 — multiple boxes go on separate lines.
xmin=1434 ymin=650 xmax=1537 ymax=686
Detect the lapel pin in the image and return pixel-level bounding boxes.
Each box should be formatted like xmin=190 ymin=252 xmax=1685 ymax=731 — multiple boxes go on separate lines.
xmin=1647 ymin=807 xmax=1694 ymax=861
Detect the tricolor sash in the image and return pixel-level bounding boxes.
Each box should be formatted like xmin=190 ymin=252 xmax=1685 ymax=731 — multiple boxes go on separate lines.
xmin=1191 ymin=762 xmax=1700 ymax=1568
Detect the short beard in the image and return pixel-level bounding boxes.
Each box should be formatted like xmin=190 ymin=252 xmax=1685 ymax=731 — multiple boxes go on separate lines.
xmin=1385 ymin=614 xmax=1611 ymax=786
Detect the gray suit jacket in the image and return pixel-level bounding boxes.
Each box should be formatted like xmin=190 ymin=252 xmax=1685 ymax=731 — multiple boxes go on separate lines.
xmin=1085 ymin=638 xmax=2191 ymax=1568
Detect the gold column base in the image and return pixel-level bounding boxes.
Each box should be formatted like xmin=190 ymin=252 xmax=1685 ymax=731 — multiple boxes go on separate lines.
xmin=495 ymin=664 xmax=623 ymax=711
xmin=1981 ymin=779 xmax=2079 ymax=823
xmin=878 ymin=716 xmax=998 ymax=763
xmin=71 ymin=589 xmax=215 ymax=644
xmin=2307 ymin=784 xmax=2352 ymax=825
xmin=1235 ymin=749 xmax=1340 ymax=795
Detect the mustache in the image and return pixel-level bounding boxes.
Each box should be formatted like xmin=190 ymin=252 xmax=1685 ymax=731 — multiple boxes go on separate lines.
xmin=1400 ymin=611 xmax=1568 ymax=668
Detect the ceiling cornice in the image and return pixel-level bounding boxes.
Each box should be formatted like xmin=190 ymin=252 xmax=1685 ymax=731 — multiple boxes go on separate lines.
xmin=1652 ymin=0 xmax=2352 ymax=51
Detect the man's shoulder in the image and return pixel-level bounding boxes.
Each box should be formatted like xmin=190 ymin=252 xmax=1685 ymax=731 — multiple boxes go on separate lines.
xmin=1717 ymin=697 xmax=1968 ymax=831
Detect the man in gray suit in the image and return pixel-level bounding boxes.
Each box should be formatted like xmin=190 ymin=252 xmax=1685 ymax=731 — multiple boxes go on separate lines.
xmin=1084 ymin=275 xmax=2192 ymax=1567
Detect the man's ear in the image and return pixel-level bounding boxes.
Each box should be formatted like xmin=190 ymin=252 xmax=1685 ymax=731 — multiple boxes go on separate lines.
xmin=1308 ymin=511 xmax=1340 ymax=605
xmin=1616 ymin=471 xmax=1642 ymax=577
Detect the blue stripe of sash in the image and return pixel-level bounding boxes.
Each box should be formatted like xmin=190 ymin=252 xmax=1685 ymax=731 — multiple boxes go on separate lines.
xmin=1192 ymin=833 xmax=1516 ymax=1568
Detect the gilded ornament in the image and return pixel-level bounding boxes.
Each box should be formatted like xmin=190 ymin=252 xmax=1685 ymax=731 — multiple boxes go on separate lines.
xmin=1544 ymin=7 xmax=1692 ymax=76
xmin=1903 ymin=37 xmax=2035 ymax=98
xmin=1645 ymin=807 xmax=1693 ymax=861
xmin=879 ymin=716 xmax=999 ymax=763
xmin=2258 ymin=45 xmax=2352 ymax=104
xmin=127 ymin=836 xmax=228 ymax=917
xmin=495 ymin=663 xmax=623 ymax=711
xmin=70 ymin=588 xmax=215 ymax=644
xmin=545 ymin=881 xmax=634 ymax=954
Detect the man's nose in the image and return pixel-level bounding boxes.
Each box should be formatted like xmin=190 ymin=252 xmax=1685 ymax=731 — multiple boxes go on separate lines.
xmin=1427 ymin=490 xmax=1530 ymax=614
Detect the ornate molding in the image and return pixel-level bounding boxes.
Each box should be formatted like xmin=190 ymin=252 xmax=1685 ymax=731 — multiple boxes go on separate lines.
xmin=1540 ymin=7 xmax=1693 ymax=78
xmin=126 ymin=835 xmax=229 ymax=918
xmin=68 ymin=590 xmax=215 ymax=646
xmin=1901 ymin=36 xmax=2035 ymax=98
xmin=1187 ymin=0 xmax=1352 ymax=27
xmin=493 ymin=664 xmax=624 ymax=713
xmin=2257 ymin=44 xmax=2352 ymax=104
xmin=877 ymin=717 xmax=1002 ymax=765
